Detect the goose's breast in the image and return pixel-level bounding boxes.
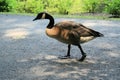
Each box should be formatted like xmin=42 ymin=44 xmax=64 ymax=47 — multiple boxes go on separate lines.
xmin=46 ymin=28 xmax=71 ymax=44
xmin=45 ymin=27 xmax=60 ymax=38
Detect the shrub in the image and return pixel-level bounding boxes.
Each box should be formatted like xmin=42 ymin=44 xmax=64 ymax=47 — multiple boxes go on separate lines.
xmin=45 ymin=0 xmax=59 ymax=14
xmin=0 ymin=0 xmax=8 ymax=12
xmin=0 ymin=0 xmax=17 ymax=12
xmin=17 ymin=0 xmax=44 ymax=13
xmin=82 ymin=0 xmax=106 ymax=13
xmin=105 ymin=0 xmax=120 ymax=16
xmin=69 ymin=0 xmax=84 ymax=14
xmin=57 ymin=0 xmax=73 ymax=14
xmin=45 ymin=0 xmax=73 ymax=14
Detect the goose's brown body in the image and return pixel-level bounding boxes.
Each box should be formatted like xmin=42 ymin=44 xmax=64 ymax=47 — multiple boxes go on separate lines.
xmin=33 ymin=12 xmax=103 ymax=61
xmin=46 ymin=21 xmax=101 ymax=45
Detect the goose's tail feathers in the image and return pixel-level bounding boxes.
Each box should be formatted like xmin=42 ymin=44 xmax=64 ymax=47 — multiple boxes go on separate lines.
xmin=94 ymin=31 xmax=104 ymax=37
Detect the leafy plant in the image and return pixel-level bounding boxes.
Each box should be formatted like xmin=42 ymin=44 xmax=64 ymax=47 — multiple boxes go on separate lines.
xmin=105 ymin=0 xmax=120 ymax=16
xmin=45 ymin=0 xmax=59 ymax=14
xmin=57 ymin=0 xmax=73 ymax=14
xmin=17 ymin=0 xmax=44 ymax=13
xmin=69 ymin=0 xmax=84 ymax=14
xmin=82 ymin=0 xmax=106 ymax=13
xmin=45 ymin=0 xmax=73 ymax=14
xmin=0 ymin=0 xmax=17 ymax=12
xmin=0 ymin=0 xmax=120 ymax=17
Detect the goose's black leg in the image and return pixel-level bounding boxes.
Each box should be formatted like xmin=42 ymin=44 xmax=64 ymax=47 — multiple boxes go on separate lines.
xmin=78 ymin=44 xmax=86 ymax=61
xmin=58 ymin=44 xmax=71 ymax=59
xmin=66 ymin=44 xmax=71 ymax=57
xmin=62 ymin=44 xmax=71 ymax=58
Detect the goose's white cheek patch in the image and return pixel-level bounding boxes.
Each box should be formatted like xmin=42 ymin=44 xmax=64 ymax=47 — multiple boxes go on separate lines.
xmin=41 ymin=13 xmax=46 ymax=19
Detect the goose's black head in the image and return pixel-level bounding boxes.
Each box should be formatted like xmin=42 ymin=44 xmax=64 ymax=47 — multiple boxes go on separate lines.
xmin=33 ymin=12 xmax=54 ymax=29
xmin=33 ymin=12 xmax=52 ymax=21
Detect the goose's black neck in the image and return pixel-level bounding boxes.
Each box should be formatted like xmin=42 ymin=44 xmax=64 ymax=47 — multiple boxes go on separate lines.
xmin=45 ymin=13 xmax=54 ymax=29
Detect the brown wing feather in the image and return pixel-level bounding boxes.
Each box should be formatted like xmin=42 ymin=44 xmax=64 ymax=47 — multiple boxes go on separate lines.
xmin=55 ymin=21 xmax=103 ymax=37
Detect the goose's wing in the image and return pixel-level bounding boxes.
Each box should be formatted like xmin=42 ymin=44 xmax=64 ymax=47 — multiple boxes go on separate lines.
xmin=55 ymin=21 xmax=103 ymax=37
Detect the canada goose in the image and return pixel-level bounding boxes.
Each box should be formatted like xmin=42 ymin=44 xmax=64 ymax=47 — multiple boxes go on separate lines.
xmin=33 ymin=12 xmax=104 ymax=61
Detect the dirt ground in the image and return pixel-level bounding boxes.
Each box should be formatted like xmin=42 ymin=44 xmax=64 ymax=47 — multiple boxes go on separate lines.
xmin=0 ymin=14 xmax=120 ymax=80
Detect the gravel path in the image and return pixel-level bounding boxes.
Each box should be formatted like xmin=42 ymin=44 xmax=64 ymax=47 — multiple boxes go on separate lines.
xmin=0 ymin=14 xmax=120 ymax=80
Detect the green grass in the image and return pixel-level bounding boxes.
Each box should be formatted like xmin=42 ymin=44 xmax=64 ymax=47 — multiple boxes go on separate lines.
xmin=0 ymin=12 xmax=120 ymax=21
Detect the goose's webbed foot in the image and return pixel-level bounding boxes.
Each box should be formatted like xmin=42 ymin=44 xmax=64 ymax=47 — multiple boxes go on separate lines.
xmin=78 ymin=54 xmax=87 ymax=61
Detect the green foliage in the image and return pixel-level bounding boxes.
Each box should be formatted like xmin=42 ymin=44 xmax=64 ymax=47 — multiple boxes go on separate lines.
xmin=82 ymin=0 xmax=104 ymax=13
xmin=105 ymin=0 xmax=120 ymax=16
xmin=0 ymin=0 xmax=8 ymax=12
xmin=57 ymin=0 xmax=73 ymax=14
xmin=0 ymin=0 xmax=120 ymax=16
xmin=44 ymin=0 xmax=59 ymax=14
xmin=69 ymin=0 xmax=84 ymax=14
xmin=0 ymin=0 xmax=17 ymax=12
xmin=17 ymin=0 xmax=44 ymax=13
xmin=45 ymin=0 xmax=73 ymax=14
